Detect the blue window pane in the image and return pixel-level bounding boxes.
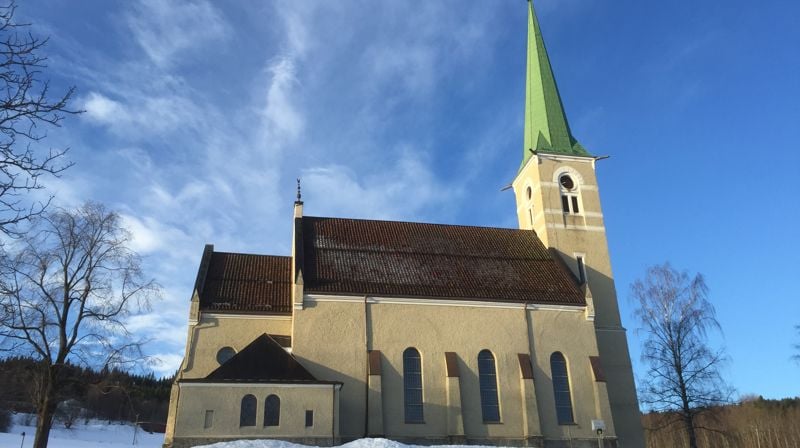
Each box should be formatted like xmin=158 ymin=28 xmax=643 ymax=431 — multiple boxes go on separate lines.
xmin=550 ymin=352 xmax=574 ymax=424
xmin=264 ymin=395 xmax=280 ymax=427
xmin=478 ymin=350 xmax=501 ymax=423
xmin=240 ymin=395 xmax=256 ymax=427
xmin=403 ymin=348 xmax=424 ymax=423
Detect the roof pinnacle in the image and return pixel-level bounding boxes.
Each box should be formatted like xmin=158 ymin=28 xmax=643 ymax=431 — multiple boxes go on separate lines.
xmin=522 ymin=0 xmax=589 ymax=168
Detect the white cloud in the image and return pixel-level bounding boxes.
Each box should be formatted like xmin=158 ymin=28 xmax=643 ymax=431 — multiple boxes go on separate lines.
xmin=262 ymin=56 xmax=304 ymax=142
xmin=127 ymin=0 xmax=230 ymax=67
xmin=42 ymin=0 xmax=509 ymax=376
xmin=84 ymin=92 xmax=126 ymax=123
xmin=302 ymin=149 xmax=461 ymax=221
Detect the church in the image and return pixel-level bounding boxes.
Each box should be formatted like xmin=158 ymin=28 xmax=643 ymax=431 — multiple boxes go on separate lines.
xmin=163 ymin=1 xmax=645 ymax=447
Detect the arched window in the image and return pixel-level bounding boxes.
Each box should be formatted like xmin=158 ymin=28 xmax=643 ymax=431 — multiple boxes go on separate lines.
xmin=264 ymin=394 xmax=280 ymax=427
xmin=239 ymin=394 xmax=256 ymax=427
xmin=559 ymin=174 xmax=581 ymax=214
xmin=403 ymin=347 xmax=424 ymax=423
xmin=478 ymin=350 xmax=500 ymax=422
xmin=550 ymin=352 xmax=574 ymax=424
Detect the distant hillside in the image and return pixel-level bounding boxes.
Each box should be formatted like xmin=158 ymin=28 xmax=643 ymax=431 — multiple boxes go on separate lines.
xmin=643 ymin=397 xmax=800 ymax=448
xmin=0 ymin=356 xmax=173 ymax=430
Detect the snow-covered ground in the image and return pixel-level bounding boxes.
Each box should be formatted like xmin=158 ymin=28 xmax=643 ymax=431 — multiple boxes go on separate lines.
xmin=196 ymin=439 xmax=497 ymax=448
xmin=0 ymin=414 xmax=164 ymax=448
xmin=2 ymin=415 xmax=495 ymax=448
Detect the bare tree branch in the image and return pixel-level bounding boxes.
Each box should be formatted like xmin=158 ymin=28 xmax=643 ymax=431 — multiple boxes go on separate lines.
xmin=0 ymin=1 xmax=81 ymax=237
xmin=0 ymin=202 xmax=159 ymax=448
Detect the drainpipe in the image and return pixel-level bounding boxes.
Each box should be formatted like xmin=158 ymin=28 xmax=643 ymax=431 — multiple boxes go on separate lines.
xmin=364 ymin=295 xmax=369 ymax=437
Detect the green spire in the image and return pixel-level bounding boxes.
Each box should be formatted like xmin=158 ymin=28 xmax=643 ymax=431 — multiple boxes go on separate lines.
xmin=522 ymin=0 xmax=589 ymax=168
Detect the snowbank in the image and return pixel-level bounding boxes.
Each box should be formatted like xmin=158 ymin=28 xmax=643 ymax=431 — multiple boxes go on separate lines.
xmin=196 ymin=438 xmax=498 ymax=448
xmin=0 ymin=413 xmax=164 ymax=448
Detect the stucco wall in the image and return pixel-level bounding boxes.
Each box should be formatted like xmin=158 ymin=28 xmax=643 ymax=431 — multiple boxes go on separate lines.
xmin=173 ymin=383 xmax=338 ymax=440
xmin=291 ymin=299 xmax=368 ymax=439
xmin=292 ymin=296 xmax=612 ymax=443
xmin=182 ymin=314 xmax=292 ymax=379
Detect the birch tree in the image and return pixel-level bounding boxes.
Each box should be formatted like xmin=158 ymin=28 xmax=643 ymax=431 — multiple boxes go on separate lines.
xmin=632 ymin=263 xmax=732 ymax=448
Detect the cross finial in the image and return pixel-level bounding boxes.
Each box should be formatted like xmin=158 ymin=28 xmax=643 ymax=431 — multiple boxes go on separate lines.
xmin=296 ymin=178 xmax=302 ymax=203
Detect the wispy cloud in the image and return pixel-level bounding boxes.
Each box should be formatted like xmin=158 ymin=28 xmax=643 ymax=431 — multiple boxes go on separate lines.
xmin=126 ymin=0 xmax=230 ymax=67
xmin=39 ymin=0 xmax=516 ymax=374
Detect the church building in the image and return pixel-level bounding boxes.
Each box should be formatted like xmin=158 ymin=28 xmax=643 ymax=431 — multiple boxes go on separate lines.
xmin=164 ymin=1 xmax=645 ymax=447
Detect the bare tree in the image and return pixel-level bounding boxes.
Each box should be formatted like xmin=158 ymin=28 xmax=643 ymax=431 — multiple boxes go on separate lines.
xmin=0 ymin=202 xmax=158 ymax=448
xmin=0 ymin=1 xmax=79 ymax=235
xmin=793 ymin=325 xmax=800 ymax=364
xmin=631 ymin=263 xmax=731 ymax=448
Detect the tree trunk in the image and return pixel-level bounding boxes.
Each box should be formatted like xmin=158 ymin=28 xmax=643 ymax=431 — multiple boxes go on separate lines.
xmin=683 ymin=413 xmax=698 ymax=448
xmin=32 ymin=367 xmax=58 ymax=448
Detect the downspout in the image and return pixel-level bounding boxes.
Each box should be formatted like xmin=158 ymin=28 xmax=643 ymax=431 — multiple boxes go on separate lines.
xmin=363 ymin=295 xmax=369 ymax=437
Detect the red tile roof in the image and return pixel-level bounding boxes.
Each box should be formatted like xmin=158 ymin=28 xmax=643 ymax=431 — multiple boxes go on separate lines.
xmin=194 ymin=216 xmax=585 ymax=313
xmin=301 ymin=216 xmax=585 ymax=306
xmin=198 ymin=252 xmax=292 ymax=313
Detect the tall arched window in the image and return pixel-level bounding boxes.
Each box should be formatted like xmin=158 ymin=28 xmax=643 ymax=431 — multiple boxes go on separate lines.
xmin=239 ymin=394 xmax=256 ymax=427
xmin=478 ymin=350 xmax=501 ymax=422
xmin=264 ymin=394 xmax=280 ymax=426
xmin=550 ymin=352 xmax=574 ymax=424
xmin=403 ymin=347 xmax=424 ymax=423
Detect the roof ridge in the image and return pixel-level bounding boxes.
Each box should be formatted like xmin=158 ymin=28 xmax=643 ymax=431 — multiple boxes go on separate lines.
xmin=313 ymin=246 xmax=552 ymax=261
xmin=304 ymin=215 xmax=531 ymax=233
xmin=212 ymin=251 xmax=291 ymax=259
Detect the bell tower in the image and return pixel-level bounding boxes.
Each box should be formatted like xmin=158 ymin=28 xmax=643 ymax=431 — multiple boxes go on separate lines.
xmin=512 ymin=1 xmax=645 ymax=446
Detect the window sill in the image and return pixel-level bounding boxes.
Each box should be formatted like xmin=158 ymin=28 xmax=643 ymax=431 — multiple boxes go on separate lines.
xmin=483 ymin=421 xmax=503 ymax=425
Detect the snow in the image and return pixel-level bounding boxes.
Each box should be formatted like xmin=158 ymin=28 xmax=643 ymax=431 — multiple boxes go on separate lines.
xmin=0 ymin=414 xmax=164 ymax=448
xmin=196 ymin=439 xmax=498 ymax=448
xmin=1 ymin=416 xmax=496 ymax=448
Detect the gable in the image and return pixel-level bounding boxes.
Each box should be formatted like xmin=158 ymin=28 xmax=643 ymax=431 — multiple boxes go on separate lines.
xmin=201 ymin=334 xmax=321 ymax=383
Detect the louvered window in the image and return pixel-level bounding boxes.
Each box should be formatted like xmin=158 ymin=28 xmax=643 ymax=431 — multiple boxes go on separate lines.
xmin=559 ymin=174 xmax=581 ymax=214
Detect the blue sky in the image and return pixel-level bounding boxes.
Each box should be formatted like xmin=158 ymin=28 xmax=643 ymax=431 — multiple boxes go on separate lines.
xmin=18 ymin=0 xmax=799 ymax=401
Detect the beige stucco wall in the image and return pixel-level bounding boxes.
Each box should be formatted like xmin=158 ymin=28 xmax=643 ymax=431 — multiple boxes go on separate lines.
xmin=291 ymin=296 xmax=612 ymax=443
xmin=173 ymin=383 xmax=338 ymax=440
xmin=291 ymin=299 xmax=368 ymax=439
xmin=530 ymin=308 xmax=614 ymax=439
xmin=182 ymin=313 xmax=292 ymax=379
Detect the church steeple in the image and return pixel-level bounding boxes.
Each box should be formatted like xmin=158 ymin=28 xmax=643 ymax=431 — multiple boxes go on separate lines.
xmin=522 ymin=0 xmax=589 ymax=169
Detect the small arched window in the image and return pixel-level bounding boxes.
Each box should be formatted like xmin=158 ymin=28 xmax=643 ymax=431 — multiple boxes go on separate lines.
xmin=478 ymin=350 xmax=501 ymax=422
xmin=403 ymin=347 xmax=424 ymax=423
xmin=264 ymin=394 xmax=280 ymax=426
xmin=559 ymin=174 xmax=581 ymax=214
xmin=239 ymin=394 xmax=256 ymax=427
xmin=550 ymin=352 xmax=574 ymax=424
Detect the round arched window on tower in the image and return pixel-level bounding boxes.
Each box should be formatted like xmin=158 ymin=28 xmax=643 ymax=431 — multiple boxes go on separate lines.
xmin=526 ymin=186 xmax=532 ymax=200
xmin=216 ymin=346 xmax=236 ymax=365
xmin=559 ymin=174 xmax=575 ymax=191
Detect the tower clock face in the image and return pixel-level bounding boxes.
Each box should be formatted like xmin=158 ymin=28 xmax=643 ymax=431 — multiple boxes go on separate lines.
xmin=560 ymin=175 xmax=575 ymax=191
